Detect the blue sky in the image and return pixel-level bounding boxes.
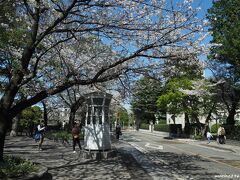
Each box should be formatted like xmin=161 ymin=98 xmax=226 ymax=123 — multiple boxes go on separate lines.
xmin=124 ymin=0 xmax=214 ymax=111
xmin=197 ymin=0 xmax=214 ymax=77
xmin=195 ymin=0 xmax=213 ymax=18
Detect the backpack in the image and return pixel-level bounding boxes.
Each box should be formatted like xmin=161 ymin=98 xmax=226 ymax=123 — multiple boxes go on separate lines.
xmin=220 ymin=128 xmax=225 ymax=136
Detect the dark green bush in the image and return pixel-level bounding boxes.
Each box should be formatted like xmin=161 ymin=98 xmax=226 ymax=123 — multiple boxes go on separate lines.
xmin=194 ymin=134 xmax=204 ymax=140
xmin=210 ymin=124 xmax=221 ymax=133
xmin=157 ymin=120 xmax=167 ymax=124
xmin=223 ymin=125 xmax=240 ymax=140
xmin=140 ymin=123 xmax=149 ymax=130
xmin=48 ymin=130 xmax=84 ymax=141
xmin=154 ymin=124 xmax=169 ymax=132
xmin=0 ymin=156 xmax=36 ymax=178
xmin=48 ymin=131 xmax=71 ymax=141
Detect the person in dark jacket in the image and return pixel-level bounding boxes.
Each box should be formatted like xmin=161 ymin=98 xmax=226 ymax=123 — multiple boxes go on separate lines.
xmin=72 ymin=121 xmax=82 ymax=153
xmin=116 ymin=123 xmax=122 ymax=140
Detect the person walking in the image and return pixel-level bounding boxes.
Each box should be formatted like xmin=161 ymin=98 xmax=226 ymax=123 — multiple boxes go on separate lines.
xmin=217 ymin=126 xmax=226 ymax=144
xmin=206 ymin=131 xmax=213 ymax=144
xmin=116 ymin=123 xmax=122 ymax=140
xmin=36 ymin=121 xmax=45 ymax=150
xmin=72 ymin=121 xmax=82 ymax=153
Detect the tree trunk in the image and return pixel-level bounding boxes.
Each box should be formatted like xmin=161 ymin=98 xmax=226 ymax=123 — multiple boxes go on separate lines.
xmin=0 ymin=129 xmax=6 ymax=162
xmin=68 ymin=97 xmax=85 ymax=130
xmin=226 ymin=104 xmax=236 ymax=125
xmin=0 ymin=111 xmax=10 ymax=162
xmin=184 ymin=112 xmax=190 ymax=136
xmin=202 ymin=103 xmax=216 ymax=136
xmin=191 ymin=112 xmax=202 ymax=134
xmin=42 ymin=101 xmax=48 ymax=126
xmin=69 ymin=110 xmax=76 ymax=130
xmin=10 ymin=114 xmax=20 ymax=137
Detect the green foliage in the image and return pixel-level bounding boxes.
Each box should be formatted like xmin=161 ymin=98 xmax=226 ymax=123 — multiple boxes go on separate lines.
xmin=157 ymin=78 xmax=192 ymax=115
xmin=207 ymin=0 xmax=240 ymax=126
xmin=154 ymin=124 xmax=169 ymax=132
xmin=0 ymin=156 xmax=36 ymax=178
xmin=118 ymin=108 xmax=129 ymax=125
xmin=20 ymin=106 xmax=42 ymax=129
xmin=157 ymin=120 xmax=167 ymax=124
xmin=222 ymin=124 xmax=238 ymax=140
xmin=131 ymin=76 xmax=164 ymax=123
xmin=210 ymin=124 xmax=221 ymax=133
xmin=48 ymin=130 xmax=84 ymax=141
xmin=0 ymin=1 xmax=30 ymax=52
xmin=140 ymin=123 xmax=149 ymax=130
xmin=207 ymin=0 xmax=240 ymax=67
xmin=194 ymin=134 xmax=204 ymax=140
xmin=48 ymin=131 xmax=72 ymax=141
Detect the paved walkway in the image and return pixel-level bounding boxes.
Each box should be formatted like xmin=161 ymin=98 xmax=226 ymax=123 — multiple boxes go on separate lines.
xmin=4 ymin=135 xmax=151 ymax=180
xmin=137 ymin=129 xmax=240 ymax=154
xmin=4 ymin=131 xmax=240 ymax=180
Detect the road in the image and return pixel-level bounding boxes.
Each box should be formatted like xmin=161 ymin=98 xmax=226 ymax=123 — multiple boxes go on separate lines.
xmin=121 ymin=131 xmax=240 ymax=180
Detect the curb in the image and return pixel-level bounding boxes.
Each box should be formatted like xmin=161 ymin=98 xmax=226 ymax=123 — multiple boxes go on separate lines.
xmin=199 ymin=143 xmax=236 ymax=153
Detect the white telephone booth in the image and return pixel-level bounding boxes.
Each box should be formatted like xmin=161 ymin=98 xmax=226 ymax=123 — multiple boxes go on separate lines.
xmin=84 ymin=92 xmax=112 ymax=150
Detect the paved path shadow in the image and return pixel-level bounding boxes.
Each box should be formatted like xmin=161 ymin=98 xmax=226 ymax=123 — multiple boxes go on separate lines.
xmin=4 ymin=135 xmax=152 ymax=180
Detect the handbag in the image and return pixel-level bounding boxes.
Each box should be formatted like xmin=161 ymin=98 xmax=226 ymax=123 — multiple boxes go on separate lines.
xmin=34 ymin=133 xmax=41 ymax=141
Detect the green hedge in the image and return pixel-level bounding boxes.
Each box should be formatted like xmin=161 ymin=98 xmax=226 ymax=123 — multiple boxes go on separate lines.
xmin=48 ymin=130 xmax=84 ymax=141
xmin=140 ymin=123 xmax=149 ymax=130
xmin=154 ymin=124 xmax=169 ymax=132
xmin=194 ymin=134 xmax=204 ymax=140
xmin=210 ymin=124 xmax=221 ymax=133
xmin=157 ymin=120 xmax=167 ymax=124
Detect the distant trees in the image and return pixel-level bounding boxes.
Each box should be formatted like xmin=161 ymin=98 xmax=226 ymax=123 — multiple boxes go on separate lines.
xmin=207 ymin=0 xmax=240 ymax=67
xmin=207 ymin=0 xmax=240 ymax=125
xmin=19 ymin=106 xmax=42 ymax=132
xmin=131 ymin=77 xmax=164 ymax=127
xmin=117 ymin=108 xmax=129 ymax=128
xmin=10 ymin=106 xmax=42 ymax=136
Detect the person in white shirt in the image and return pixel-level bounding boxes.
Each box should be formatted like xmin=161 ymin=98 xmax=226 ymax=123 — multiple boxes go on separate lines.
xmin=37 ymin=121 xmax=45 ymax=150
xmin=206 ymin=131 xmax=213 ymax=144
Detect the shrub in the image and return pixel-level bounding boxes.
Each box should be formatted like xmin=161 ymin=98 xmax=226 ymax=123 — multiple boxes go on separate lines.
xmin=194 ymin=134 xmax=204 ymax=140
xmin=157 ymin=120 xmax=167 ymax=124
xmin=154 ymin=124 xmax=169 ymax=132
xmin=48 ymin=130 xmax=84 ymax=141
xmin=140 ymin=123 xmax=149 ymax=130
xmin=48 ymin=131 xmax=72 ymax=141
xmin=210 ymin=124 xmax=221 ymax=133
xmin=223 ymin=124 xmax=240 ymax=140
xmin=0 ymin=156 xmax=36 ymax=178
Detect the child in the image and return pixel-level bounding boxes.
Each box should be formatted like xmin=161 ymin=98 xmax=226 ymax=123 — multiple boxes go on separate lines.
xmin=206 ymin=131 xmax=213 ymax=144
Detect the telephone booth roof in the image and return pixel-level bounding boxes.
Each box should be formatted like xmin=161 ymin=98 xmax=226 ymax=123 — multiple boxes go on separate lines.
xmin=86 ymin=92 xmax=112 ymax=105
xmin=86 ymin=92 xmax=112 ymax=99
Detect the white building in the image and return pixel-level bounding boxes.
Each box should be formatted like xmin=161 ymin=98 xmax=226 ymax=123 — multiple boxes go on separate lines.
xmin=166 ymin=110 xmax=240 ymax=129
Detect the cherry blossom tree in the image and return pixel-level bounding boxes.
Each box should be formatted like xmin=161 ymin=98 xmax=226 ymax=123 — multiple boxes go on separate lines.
xmin=0 ymin=0 xmax=208 ymax=161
